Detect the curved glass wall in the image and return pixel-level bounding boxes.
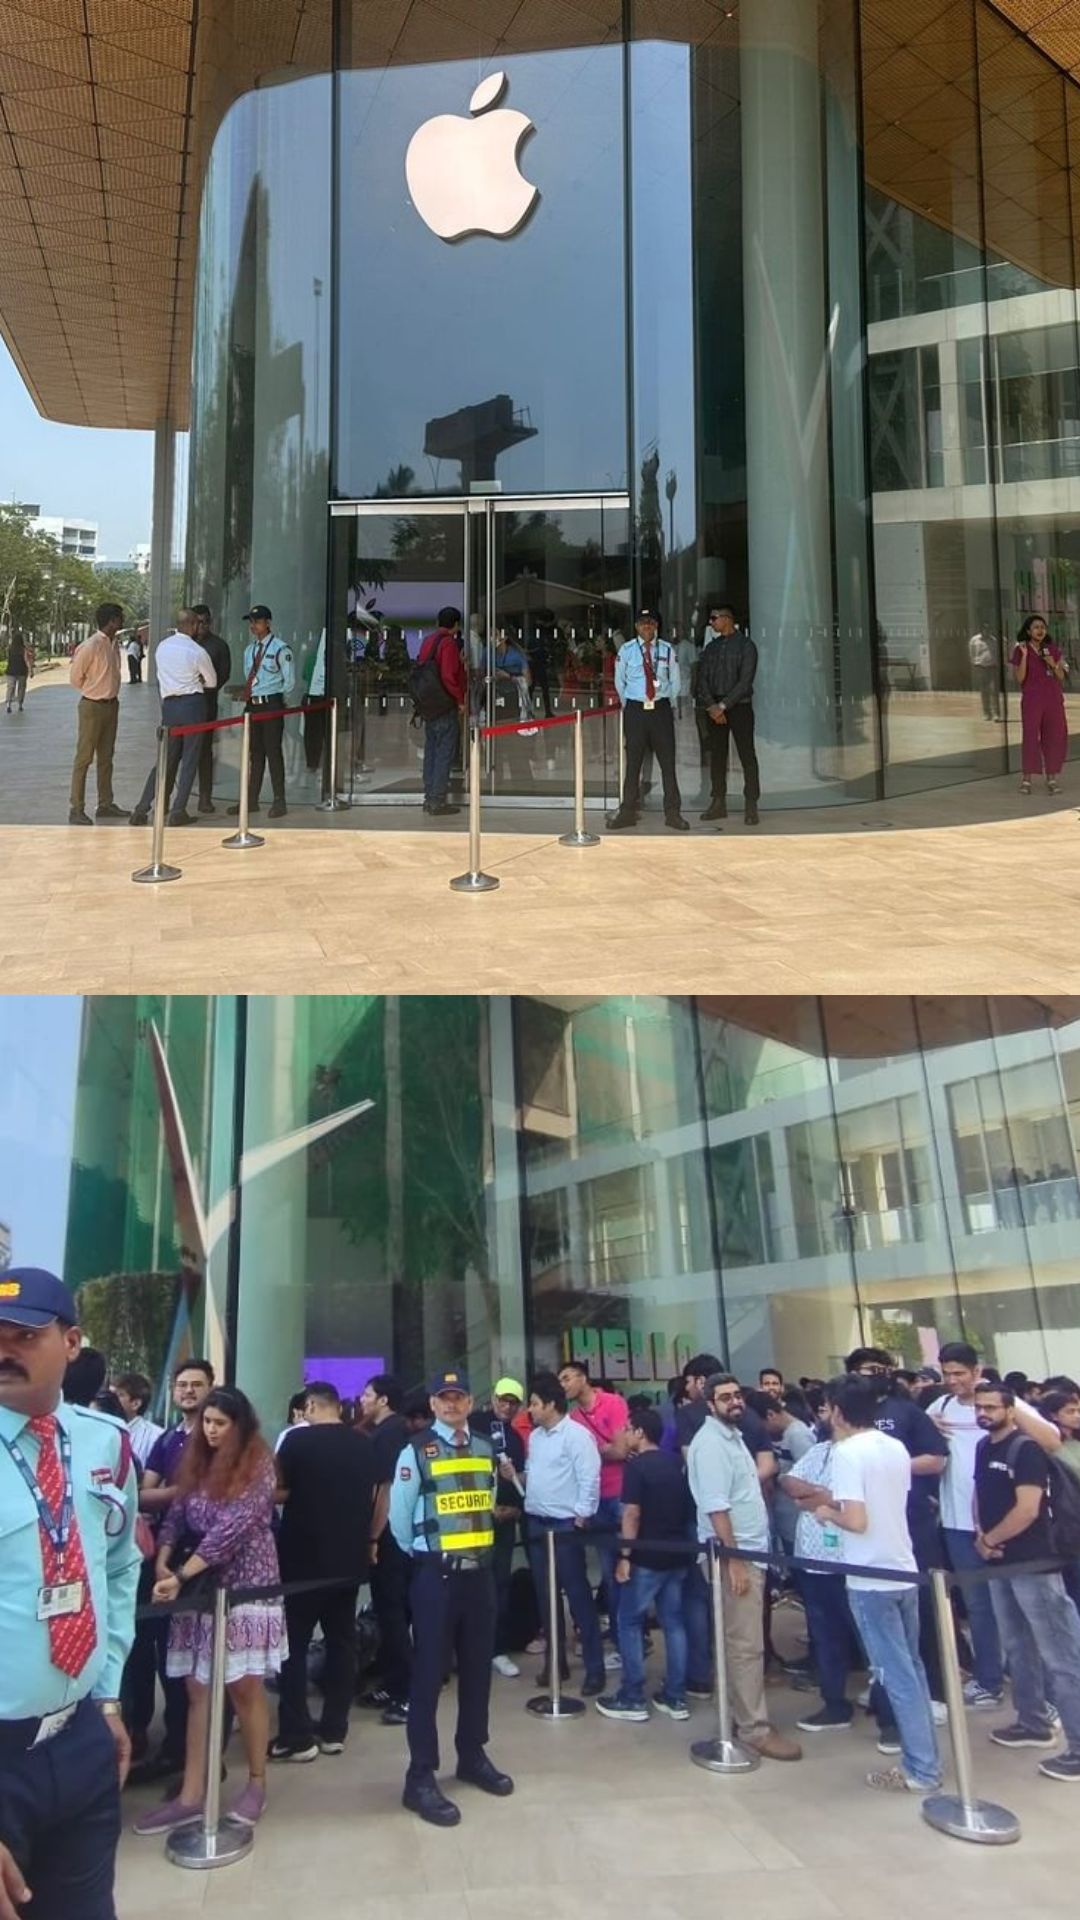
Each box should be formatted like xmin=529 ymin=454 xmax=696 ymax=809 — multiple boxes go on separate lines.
xmin=186 ymin=0 xmax=1080 ymax=809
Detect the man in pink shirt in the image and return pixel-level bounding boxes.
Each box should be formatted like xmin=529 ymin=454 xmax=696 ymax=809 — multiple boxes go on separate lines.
xmin=68 ymin=601 xmax=126 ymax=824
xmin=559 ymin=1359 xmax=630 ymax=1651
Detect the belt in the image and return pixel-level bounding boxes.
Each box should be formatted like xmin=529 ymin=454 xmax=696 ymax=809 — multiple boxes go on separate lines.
xmin=0 ymin=1702 xmax=78 ymax=1756
xmin=419 ymin=1553 xmax=485 ymax=1573
xmin=625 ymin=697 xmax=670 ymax=707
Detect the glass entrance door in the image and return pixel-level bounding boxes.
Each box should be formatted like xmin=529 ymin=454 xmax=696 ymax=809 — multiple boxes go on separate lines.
xmin=328 ymin=493 xmax=630 ymax=805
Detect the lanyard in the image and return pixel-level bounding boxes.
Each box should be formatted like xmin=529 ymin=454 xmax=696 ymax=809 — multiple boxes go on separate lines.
xmin=2 ymin=1425 xmax=74 ymax=1558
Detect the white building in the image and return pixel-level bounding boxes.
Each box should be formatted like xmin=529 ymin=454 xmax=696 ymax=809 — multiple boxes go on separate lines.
xmin=24 ymin=509 xmax=99 ymax=563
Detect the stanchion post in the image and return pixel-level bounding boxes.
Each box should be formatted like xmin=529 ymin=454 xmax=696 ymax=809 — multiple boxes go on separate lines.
xmin=526 ymin=1527 xmax=584 ymax=1719
xmin=690 ymin=1544 xmax=759 ymax=1773
xmin=222 ymin=713 xmax=265 ymax=850
xmin=166 ymin=1586 xmax=253 ymax=1869
xmin=559 ymin=709 xmax=601 ymax=848
xmin=607 ymin=703 xmax=626 ymax=824
xmin=922 ymin=1568 xmax=1020 ymax=1844
xmin=132 ymin=726 xmax=181 ymax=884
xmin=318 ymin=697 xmax=351 ymax=810
xmin=450 ymin=725 xmax=499 ymax=893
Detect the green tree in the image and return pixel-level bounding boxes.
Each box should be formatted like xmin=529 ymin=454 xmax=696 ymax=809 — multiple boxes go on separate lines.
xmin=0 ymin=505 xmax=99 ymax=642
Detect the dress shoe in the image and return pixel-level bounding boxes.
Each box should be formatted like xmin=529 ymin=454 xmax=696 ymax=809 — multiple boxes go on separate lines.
xmin=665 ymin=812 xmax=691 ymax=832
xmin=581 ymin=1673 xmax=606 ymax=1697
xmin=95 ymin=802 xmax=127 ymax=819
xmin=744 ymin=808 xmax=760 ymax=825
xmin=198 ymin=798 xmax=216 ymax=814
xmin=68 ymin=807 xmax=92 ymax=825
xmin=700 ymin=799 xmax=727 ymax=821
xmin=402 ymin=1779 xmax=461 ymax=1827
xmin=128 ymin=811 xmax=148 ymax=827
xmin=168 ymin=812 xmax=195 ymax=827
xmin=268 ymin=799 xmax=287 ymax=818
xmin=428 ymin=802 xmax=460 ymax=816
xmin=456 ymin=1752 xmax=514 ymax=1797
xmin=743 ymin=1726 xmax=802 ymax=1762
xmin=606 ymin=810 xmax=637 ymax=831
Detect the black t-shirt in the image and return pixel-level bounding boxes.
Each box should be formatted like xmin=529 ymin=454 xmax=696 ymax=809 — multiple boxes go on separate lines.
xmin=975 ymin=1431 xmax=1052 ymax=1563
xmin=276 ymin=1423 xmax=377 ymax=1582
xmin=370 ymin=1413 xmax=411 ymax=1488
xmin=873 ymin=1393 xmax=947 ymax=1518
xmin=622 ymin=1448 xmax=696 ymax=1570
xmin=469 ymin=1411 xmax=526 ymax=1511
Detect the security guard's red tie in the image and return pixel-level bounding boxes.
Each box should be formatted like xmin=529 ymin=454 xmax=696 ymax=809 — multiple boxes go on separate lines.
xmin=643 ymin=641 xmax=656 ymax=701
xmin=29 ymin=1414 xmax=97 ymax=1677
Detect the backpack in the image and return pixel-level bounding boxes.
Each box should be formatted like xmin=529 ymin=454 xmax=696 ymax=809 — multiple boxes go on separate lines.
xmin=1004 ymin=1431 xmax=1080 ymax=1560
xmin=410 ymin=641 xmax=456 ymax=721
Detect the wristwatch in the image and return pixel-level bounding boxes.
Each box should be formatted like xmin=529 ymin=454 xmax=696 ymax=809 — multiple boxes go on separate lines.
xmin=97 ymin=1700 xmax=123 ymax=1717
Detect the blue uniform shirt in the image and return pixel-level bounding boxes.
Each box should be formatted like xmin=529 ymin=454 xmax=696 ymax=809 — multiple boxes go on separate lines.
xmin=0 ymin=1400 xmax=141 ymax=1718
xmin=615 ymin=636 xmax=680 ymax=704
xmin=243 ymin=632 xmax=295 ymax=698
xmin=389 ymin=1421 xmax=497 ymax=1556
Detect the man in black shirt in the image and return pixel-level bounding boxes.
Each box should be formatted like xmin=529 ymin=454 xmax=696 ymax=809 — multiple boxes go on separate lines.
xmin=270 ymin=1382 xmax=377 ymax=1761
xmin=191 ymin=604 xmax=232 ymax=814
xmin=360 ymin=1372 xmax=413 ymax=1723
xmin=596 ymin=1409 xmax=696 ymax=1721
xmin=696 ymin=606 xmax=760 ymax=825
xmin=974 ymin=1383 xmax=1080 ymax=1780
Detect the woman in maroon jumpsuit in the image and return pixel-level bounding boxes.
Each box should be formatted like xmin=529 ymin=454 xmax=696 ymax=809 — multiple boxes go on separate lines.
xmin=1012 ymin=615 xmax=1068 ymax=794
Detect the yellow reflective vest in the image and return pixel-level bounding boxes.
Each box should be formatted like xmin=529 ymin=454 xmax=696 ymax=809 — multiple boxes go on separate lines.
xmin=411 ymin=1429 xmax=496 ymax=1560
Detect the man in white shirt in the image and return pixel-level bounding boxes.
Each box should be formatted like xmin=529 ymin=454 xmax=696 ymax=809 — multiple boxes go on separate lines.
xmin=129 ymin=610 xmax=217 ymax=828
xmin=520 ymin=1372 xmax=604 ymax=1691
xmin=814 ymin=1375 xmax=941 ymax=1795
xmin=111 ymin=1370 xmax=164 ymax=1470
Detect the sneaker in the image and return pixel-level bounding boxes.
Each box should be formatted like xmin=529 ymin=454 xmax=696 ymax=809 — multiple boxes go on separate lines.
xmin=931 ymin=1700 xmax=947 ymax=1725
xmin=68 ymin=808 xmax=92 ymax=825
xmin=95 ymin=802 xmax=127 ymax=819
xmin=1038 ymin=1751 xmax=1080 ymax=1782
xmin=876 ymin=1735 xmax=902 ymax=1755
xmin=380 ymin=1701 xmax=408 ymax=1726
xmin=525 ymin=1637 xmax=546 ymax=1656
xmin=492 ymin=1654 xmax=520 ymax=1678
xmin=594 ymin=1692 xmax=649 ymax=1722
xmin=652 ymin=1691 xmax=690 ymax=1721
xmin=963 ymin=1681 xmax=1004 ymax=1710
xmin=318 ymin=1738 xmax=346 ymax=1755
xmin=796 ymin=1706 xmax=853 ymax=1733
xmin=581 ymin=1674 xmax=606 ymax=1698
xmin=685 ymin=1679 xmax=713 ymax=1700
xmin=132 ymin=1796 xmax=203 ymax=1836
xmin=228 ymin=1780 xmax=267 ymax=1827
xmin=866 ymin=1767 xmax=938 ymax=1793
xmin=267 ymin=1738 xmax=318 ymax=1763
xmin=855 ymin=1687 xmax=872 ymax=1710
xmin=603 ymin=1650 xmax=623 ymax=1671
xmin=991 ymin=1721 xmax=1058 ymax=1749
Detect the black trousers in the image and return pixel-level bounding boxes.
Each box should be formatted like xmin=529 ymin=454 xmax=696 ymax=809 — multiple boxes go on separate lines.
xmin=198 ymin=690 xmax=220 ymax=803
xmin=707 ymin=701 xmax=760 ymax=805
xmin=406 ymin=1559 xmax=496 ymax=1783
xmin=247 ymin=694 xmax=286 ymax=803
xmin=121 ymin=1561 xmax=187 ymax=1760
xmin=277 ymin=1580 xmax=360 ymax=1747
xmin=0 ymin=1699 xmax=120 ymax=1920
xmin=492 ymin=1518 xmax=518 ymax=1656
xmin=370 ymin=1530 xmax=413 ymax=1703
xmin=621 ymin=699 xmax=680 ymax=816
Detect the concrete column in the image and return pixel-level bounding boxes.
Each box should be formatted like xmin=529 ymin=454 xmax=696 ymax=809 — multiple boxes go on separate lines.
xmin=148 ymin=419 xmax=176 ymax=682
xmin=741 ymin=0 xmax=834 ymax=785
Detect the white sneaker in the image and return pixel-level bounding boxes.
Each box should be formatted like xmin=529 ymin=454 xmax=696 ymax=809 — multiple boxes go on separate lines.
xmin=604 ymin=1650 xmax=623 ymax=1671
xmin=492 ymin=1654 xmax=520 ymax=1678
xmin=931 ymin=1700 xmax=947 ymax=1725
xmin=856 ymin=1687 xmax=871 ymax=1710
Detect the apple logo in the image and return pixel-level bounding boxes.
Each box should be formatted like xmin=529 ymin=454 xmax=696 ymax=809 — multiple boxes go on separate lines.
xmin=405 ymin=71 xmax=539 ymax=242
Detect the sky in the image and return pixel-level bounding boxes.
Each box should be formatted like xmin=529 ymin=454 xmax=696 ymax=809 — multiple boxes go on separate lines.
xmin=0 ymin=338 xmax=156 ymax=562
xmin=0 ymin=998 xmax=82 ymax=1275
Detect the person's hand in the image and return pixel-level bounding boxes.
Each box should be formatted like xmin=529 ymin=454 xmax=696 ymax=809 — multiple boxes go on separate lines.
xmin=975 ymin=1532 xmax=1002 ymax=1561
xmin=615 ymin=1557 xmax=632 ymax=1585
xmin=725 ymin=1557 xmax=750 ymax=1598
xmin=368 ymin=1537 xmax=379 ymax=1567
xmin=153 ymin=1572 xmax=181 ymax=1604
xmin=0 ymin=1844 xmax=29 ymax=1919
xmin=573 ymin=1516 xmax=588 ymax=1529
xmin=497 ymin=1456 xmax=518 ymax=1482
xmin=101 ymin=1709 xmax=132 ymax=1788
xmin=708 ymin=704 xmax=727 ymax=725
xmin=494 ymin=1505 xmax=519 ymax=1524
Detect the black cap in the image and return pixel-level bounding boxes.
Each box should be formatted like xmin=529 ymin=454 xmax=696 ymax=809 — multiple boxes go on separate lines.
xmin=244 ymin=604 xmax=272 ymax=622
xmin=635 ymin=607 xmax=660 ymax=623
xmin=0 ymin=1267 xmax=79 ymax=1327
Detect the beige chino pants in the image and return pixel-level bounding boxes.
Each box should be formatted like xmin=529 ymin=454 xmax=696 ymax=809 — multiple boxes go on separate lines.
xmin=70 ymin=697 xmax=118 ymax=810
xmin=722 ymin=1560 xmax=769 ymax=1737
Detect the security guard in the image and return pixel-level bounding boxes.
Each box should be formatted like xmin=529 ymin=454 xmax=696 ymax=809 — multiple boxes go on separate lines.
xmin=0 ymin=1268 xmax=140 ymax=1919
xmin=230 ymin=603 xmax=295 ymax=820
xmin=609 ymin=607 xmax=689 ymax=832
xmin=389 ymin=1370 xmax=513 ymax=1827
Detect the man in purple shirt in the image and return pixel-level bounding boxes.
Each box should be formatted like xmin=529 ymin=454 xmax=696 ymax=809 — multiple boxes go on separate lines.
xmin=123 ymin=1358 xmax=214 ymax=1778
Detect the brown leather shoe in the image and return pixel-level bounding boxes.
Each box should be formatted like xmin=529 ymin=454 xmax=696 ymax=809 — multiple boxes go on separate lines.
xmin=744 ymin=1726 xmax=802 ymax=1762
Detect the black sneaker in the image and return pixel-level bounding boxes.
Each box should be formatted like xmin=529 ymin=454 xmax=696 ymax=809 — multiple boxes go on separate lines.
xmin=652 ymin=1691 xmax=690 ymax=1721
xmin=68 ymin=807 xmax=92 ymax=825
xmin=991 ymin=1722 xmax=1058 ymax=1749
xmin=796 ymin=1706 xmax=853 ymax=1733
xmin=665 ymin=813 xmax=691 ymax=832
xmin=1039 ymin=1751 xmax=1080 ymax=1782
xmin=380 ymin=1701 xmax=408 ymax=1726
xmin=594 ymin=1692 xmax=649 ymax=1722
xmin=581 ymin=1673 xmax=606 ymax=1697
xmin=607 ymin=810 xmax=637 ymax=831
xmin=95 ymin=802 xmax=127 ymax=819
xmin=267 ymin=1738 xmax=318 ymax=1763
xmin=700 ymin=800 xmax=727 ymax=821
xmin=685 ymin=1679 xmax=713 ymax=1700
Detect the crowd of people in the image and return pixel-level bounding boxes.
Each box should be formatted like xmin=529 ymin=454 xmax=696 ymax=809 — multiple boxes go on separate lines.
xmin=9 ymin=1258 xmax=1080 ymax=1913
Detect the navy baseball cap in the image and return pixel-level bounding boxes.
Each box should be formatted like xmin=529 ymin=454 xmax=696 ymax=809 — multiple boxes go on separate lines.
xmin=0 ymin=1268 xmax=79 ymax=1327
xmin=429 ymin=1368 xmax=470 ymax=1396
xmin=244 ymin=604 xmax=272 ymax=621
xmin=635 ymin=607 xmax=660 ymax=623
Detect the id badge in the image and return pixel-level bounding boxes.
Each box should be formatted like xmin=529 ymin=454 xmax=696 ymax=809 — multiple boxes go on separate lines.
xmin=643 ymin=698 xmax=655 ymax=712
xmin=38 ymin=1581 xmax=85 ymax=1620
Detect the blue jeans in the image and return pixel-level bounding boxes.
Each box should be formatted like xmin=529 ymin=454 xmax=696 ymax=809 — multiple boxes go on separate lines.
xmin=527 ymin=1518 xmax=605 ymax=1682
xmin=585 ymin=1494 xmax=623 ymax=1639
xmin=423 ymin=710 xmax=459 ymax=805
xmin=848 ymin=1585 xmax=941 ymax=1788
xmin=795 ymin=1569 xmax=855 ymax=1716
xmin=683 ymin=1557 xmax=712 ymax=1687
xmin=990 ymin=1569 xmax=1080 ymax=1752
xmin=942 ymin=1527 xmax=1004 ymax=1693
xmin=136 ymin=691 xmax=206 ymax=818
xmin=617 ymin=1565 xmax=688 ymax=1702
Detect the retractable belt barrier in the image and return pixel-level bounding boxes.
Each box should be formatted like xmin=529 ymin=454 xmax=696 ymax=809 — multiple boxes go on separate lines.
xmin=451 ymin=703 xmax=619 ymax=896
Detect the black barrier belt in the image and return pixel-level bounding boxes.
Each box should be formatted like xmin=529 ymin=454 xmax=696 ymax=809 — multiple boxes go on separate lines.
xmin=134 ymin=1571 xmax=362 ymax=1621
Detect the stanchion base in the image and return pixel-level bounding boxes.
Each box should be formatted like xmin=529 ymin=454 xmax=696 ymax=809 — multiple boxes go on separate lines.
xmin=558 ymin=830 xmax=601 ymax=848
xmin=221 ymin=831 xmax=266 ymax=850
xmin=449 ymin=870 xmax=500 ymax=893
xmin=921 ymin=1794 xmax=1020 ymax=1845
xmin=131 ymin=863 xmax=182 ymax=885
xmin=166 ymin=1818 xmax=254 ymax=1869
xmin=525 ymin=1692 xmax=585 ymax=1719
xmin=690 ymin=1736 xmax=759 ymax=1774
xmin=317 ymin=795 xmax=352 ymax=811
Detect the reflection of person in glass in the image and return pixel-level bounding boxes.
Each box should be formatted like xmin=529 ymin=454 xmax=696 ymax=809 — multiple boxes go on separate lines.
xmin=415 ymin=606 xmax=465 ymax=816
xmin=697 ymin=606 xmax=760 ymax=826
xmin=528 ymin=611 xmax=555 ymax=718
xmin=608 ymin=608 xmax=689 ymax=832
xmin=1012 ymin=615 xmax=1068 ymax=796
xmin=968 ymin=627 xmax=1000 ymax=721
xmin=492 ymin=629 xmax=532 ymax=721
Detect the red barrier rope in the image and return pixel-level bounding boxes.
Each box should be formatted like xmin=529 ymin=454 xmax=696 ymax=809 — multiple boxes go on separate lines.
xmin=166 ymin=697 xmax=333 ymax=738
xmin=480 ymin=703 xmax=619 ymax=741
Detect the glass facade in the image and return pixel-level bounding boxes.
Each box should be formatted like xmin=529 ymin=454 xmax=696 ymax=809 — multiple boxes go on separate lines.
xmin=185 ymin=0 xmax=1080 ymax=812
xmin=5 ymin=995 xmax=1080 ymax=1428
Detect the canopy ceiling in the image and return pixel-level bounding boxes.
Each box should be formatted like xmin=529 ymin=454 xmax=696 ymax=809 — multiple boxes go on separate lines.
xmin=0 ymin=0 xmax=1077 ymax=431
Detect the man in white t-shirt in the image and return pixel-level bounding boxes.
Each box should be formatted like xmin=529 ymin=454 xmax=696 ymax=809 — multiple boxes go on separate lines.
xmin=814 ymin=1375 xmax=941 ymax=1795
xmin=929 ymin=1341 xmax=1061 ymax=1708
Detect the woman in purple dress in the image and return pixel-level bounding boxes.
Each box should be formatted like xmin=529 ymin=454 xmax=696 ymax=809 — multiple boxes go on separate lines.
xmin=1012 ymin=614 xmax=1068 ymax=795
xmin=134 ymin=1387 xmax=286 ymax=1834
